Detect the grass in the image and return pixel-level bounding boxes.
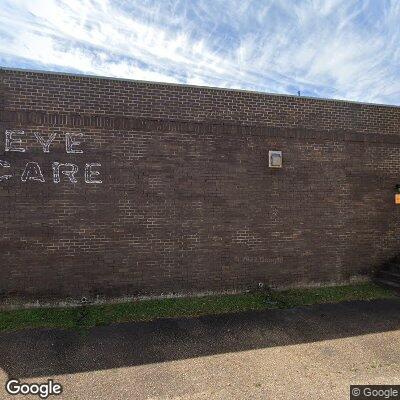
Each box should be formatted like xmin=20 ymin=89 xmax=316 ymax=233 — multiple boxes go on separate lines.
xmin=0 ymin=283 xmax=397 ymax=333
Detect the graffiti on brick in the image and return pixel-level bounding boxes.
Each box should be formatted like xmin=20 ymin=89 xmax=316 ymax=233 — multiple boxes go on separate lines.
xmin=1 ymin=130 xmax=102 ymax=184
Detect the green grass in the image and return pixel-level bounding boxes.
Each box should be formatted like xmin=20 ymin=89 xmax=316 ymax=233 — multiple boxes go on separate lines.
xmin=0 ymin=283 xmax=397 ymax=333
xmin=267 ymin=282 xmax=397 ymax=308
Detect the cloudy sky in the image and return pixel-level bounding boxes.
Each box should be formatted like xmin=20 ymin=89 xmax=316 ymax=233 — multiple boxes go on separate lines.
xmin=0 ymin=0 xmax=399 ymax=105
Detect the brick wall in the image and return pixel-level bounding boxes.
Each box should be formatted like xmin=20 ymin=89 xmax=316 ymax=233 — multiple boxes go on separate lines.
xmin=1 ymin=67 xmax=400 ymax=303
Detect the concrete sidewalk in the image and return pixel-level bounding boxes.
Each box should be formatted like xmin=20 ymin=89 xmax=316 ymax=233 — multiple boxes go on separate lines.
xmin=0 ymin=299 xmax=399 ymax=399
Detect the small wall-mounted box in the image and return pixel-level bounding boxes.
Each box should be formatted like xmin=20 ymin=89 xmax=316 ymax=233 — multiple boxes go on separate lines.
xmin=269 ymin=150 xmax=282 ymax=168
xmin=395 ymin=185 xmax=400 ymax=204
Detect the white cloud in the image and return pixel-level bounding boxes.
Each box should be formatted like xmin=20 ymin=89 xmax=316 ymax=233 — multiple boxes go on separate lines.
xmin=0 ymin=0 xmax=399 ymax=105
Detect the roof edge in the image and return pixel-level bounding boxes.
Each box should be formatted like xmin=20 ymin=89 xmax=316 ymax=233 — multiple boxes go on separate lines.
xmin=0 ymin=66 xmax=399 ymax=109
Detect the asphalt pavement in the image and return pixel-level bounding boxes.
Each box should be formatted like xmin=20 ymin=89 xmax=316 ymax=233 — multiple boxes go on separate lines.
xmin=0 ymin=298 xmax=399 ymax=399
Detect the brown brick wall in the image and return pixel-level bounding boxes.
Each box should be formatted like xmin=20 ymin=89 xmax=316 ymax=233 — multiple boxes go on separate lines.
xmin=1 ymin=68 xmax=400 ymax=302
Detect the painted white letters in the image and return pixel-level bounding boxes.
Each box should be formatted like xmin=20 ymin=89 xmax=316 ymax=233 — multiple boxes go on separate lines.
xmin=33 ymin=132 xmax=57 ymax=153
xmin=84 ymin=163 xmax=102 ymax=184
xmin=65 ymin=133 xmax=83 ymax=154
xmin=5 ymin=130 xmax=25 ymax=152
xmin=0 ymin=160 xmax=12 ymax=181
xmin=52 ymin=163 xmax=102 ymax=184
xmin=2 ymin=131 xmax=102 ymax=185
xmin=52 ymin=162 xmax=79 ymax=183
xmin=21 ymin=162 xmax=45 ymax=183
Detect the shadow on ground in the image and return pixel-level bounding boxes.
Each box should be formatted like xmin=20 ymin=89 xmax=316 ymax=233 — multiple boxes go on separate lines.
xmin=0 ymin=299 xmax=399 ymax=379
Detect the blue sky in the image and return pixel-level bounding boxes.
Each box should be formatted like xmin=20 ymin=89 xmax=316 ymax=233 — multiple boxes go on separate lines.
xmin=0 ymin=0 xmax=399 ymax=105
